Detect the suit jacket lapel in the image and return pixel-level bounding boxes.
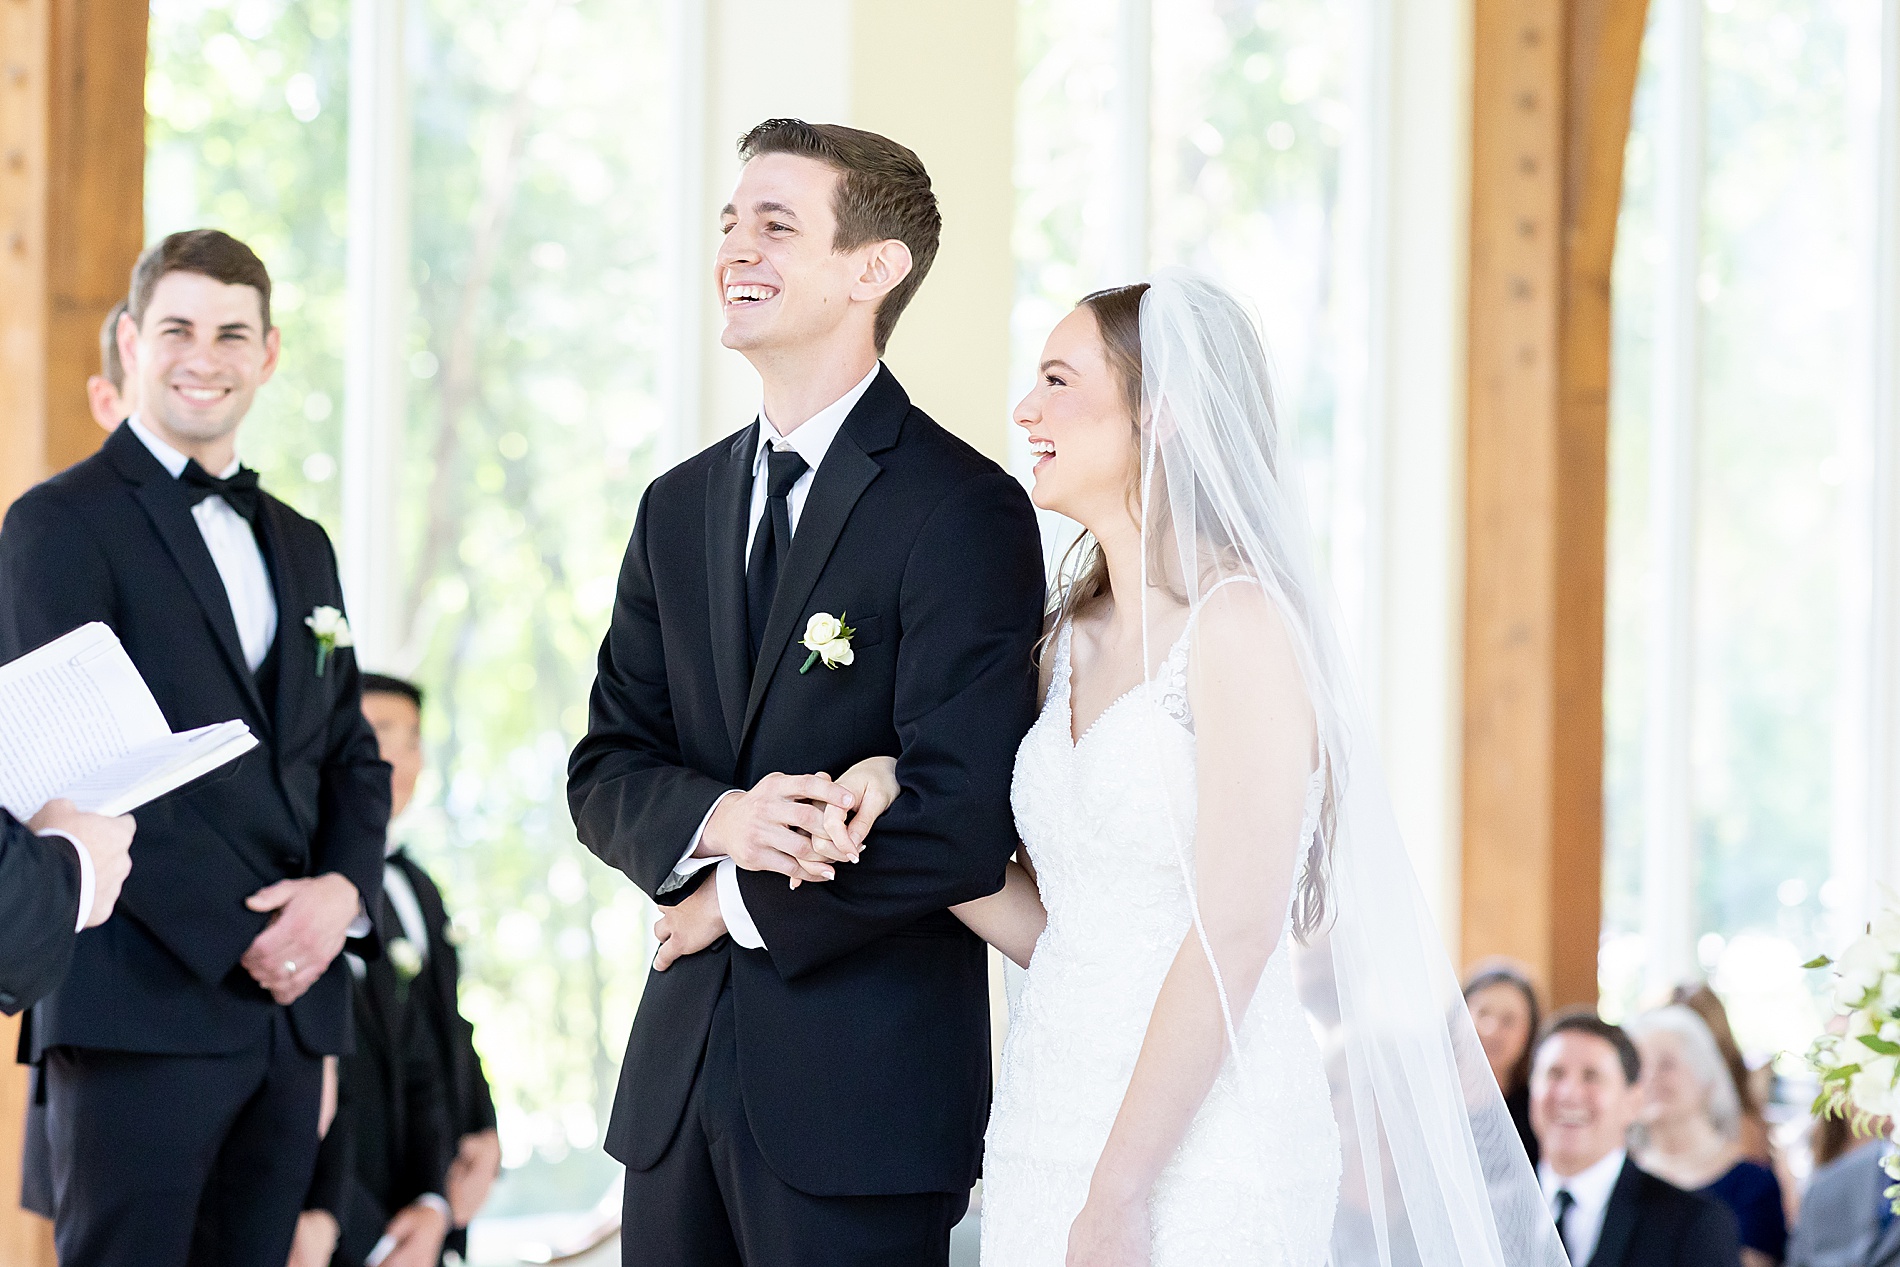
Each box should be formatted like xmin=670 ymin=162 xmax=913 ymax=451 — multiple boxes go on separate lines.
xmin=1587 ymin=1158 xmax=1642 ymax=1267
xmin=740 ymin=431 xmax=881 ymax=742
xmin=705 ymin=425 xmax=757 ymax=760
xmin=110 ymin=430 xmax=271 ymax=730
xmin=255 ymin=501 xmax=309 ymax=743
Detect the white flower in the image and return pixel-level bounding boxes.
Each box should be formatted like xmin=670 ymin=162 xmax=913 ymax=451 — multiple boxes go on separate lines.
xmin=1851 ymin=1058 xmax=1900 ymax=1118
xmin=799 ymin=612 xmax=856 ymax=673
xmin=387 ymin=936 xmax=423 ymax=982
xmin=305 ymin=606 xmax=355 ymax=677
xmin=804 ymin=612 xmax=843 ymax=646
xmin=1836 ymin=934 xmax=1889 ymax=1010
xmin=305 ymin=606 xmax=354 ymax=645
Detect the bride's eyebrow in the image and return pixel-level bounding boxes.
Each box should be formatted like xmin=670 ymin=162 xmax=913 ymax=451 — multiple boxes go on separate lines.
xmin=1040 ymin=359 xmax=1078 ymax=374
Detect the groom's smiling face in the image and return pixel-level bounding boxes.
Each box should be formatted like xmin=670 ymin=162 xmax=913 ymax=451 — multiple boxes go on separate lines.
xmin=716 ymin=154 xmax=865 ymax=358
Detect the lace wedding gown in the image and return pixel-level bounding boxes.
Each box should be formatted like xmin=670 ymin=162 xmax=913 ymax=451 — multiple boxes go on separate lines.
xmin=981 ymin=620 xmax=1341 ymax=1266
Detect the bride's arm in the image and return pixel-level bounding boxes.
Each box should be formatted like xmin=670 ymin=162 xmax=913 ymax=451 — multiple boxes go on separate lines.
xmin=950 ymin=859 xmax=1043 ymax=968
xmin=1066 ymin=584 xmax=1315 ymax=1261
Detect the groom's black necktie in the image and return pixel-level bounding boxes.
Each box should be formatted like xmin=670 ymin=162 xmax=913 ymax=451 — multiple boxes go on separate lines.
xmin=746 ymin=446 xmax=808 ymax=667
xmin=1552 ymin=1188 xmax=1576 ymax=1261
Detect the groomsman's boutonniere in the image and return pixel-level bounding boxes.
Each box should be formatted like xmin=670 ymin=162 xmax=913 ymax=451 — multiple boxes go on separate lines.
xmin=305 ymin=606 xmax=354 ymax=677
xmin=799 ymin=612 xmax=855 ymax=674
xmin=387 ymin=936 xmax=424 ymax=982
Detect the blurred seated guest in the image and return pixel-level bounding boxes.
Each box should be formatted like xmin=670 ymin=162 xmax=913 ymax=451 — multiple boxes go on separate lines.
xmin=1531 ymin=1010 xmax=1742 ymax=1267
xmin=1465 ymin=959 xmax=1544 ymax=1166
xmin=1628 ymin=1006 xmax=1787 ymax=1267
xmin=1672 ymin=982 xmax=1775 ymax=1166
xmin=289 ymin=673 xmax=499 ymax=1267
xmin=0 ymin=801 xmax=135 ymax=1014
xmin=1784 ymin=1136 xmax=1898 ymax=1267
xmin=87 ymin=300 xmax=135 ymax=432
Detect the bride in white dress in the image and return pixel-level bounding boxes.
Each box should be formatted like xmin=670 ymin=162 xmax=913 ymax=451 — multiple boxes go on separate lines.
xmin=831 ymin=272 xmax=1567 ymax=1267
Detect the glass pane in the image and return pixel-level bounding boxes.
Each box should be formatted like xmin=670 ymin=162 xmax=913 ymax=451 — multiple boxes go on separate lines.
xmin=1604 ymin=0 xmax=1867 ymax=1057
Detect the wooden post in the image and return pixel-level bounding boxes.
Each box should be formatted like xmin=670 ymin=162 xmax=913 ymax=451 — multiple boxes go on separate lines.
xmin=1461 ymin=0 xmax=1649 ymax=1007
xmin=0 ymin=1 xmax=147 ymax=1259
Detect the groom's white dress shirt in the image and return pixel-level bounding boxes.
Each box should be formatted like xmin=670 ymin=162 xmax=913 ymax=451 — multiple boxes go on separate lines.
xmin=666 ymin=362 xmax=882 ymax=950
xmin=1539 ymin=1146 xmax=1626 ymax=1267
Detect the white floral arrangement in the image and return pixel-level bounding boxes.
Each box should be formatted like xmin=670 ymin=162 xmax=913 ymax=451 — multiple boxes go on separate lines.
xmin=1806 ymin=904 xmax=1900 ymax=1209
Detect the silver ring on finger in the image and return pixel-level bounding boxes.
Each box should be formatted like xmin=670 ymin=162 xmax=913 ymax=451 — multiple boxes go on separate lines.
xmin=284 ymin=960 xmax=298 ymax=976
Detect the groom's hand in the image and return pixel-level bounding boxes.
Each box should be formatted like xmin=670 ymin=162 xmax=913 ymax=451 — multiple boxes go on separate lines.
xmin=653 ymin=879 xmax=726 ymax=971
xmin=699 ymin=773 xmax=856 ymax=883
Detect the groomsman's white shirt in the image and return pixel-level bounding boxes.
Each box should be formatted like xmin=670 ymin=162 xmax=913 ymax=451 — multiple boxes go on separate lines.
xmin=666 ymin=362 xmax=882 ymax=950
xmin=127 ymin=415 xmax=278 ymax=670
xmin=1538 ymin=1146 xmax=1626 ymax=1267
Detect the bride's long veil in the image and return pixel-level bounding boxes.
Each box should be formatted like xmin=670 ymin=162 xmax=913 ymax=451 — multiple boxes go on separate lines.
xmin=1133 ymin=269 xmax=1567 ymax=1266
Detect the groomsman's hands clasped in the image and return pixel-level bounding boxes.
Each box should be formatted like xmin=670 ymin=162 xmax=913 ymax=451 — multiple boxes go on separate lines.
xmin=239 ymin=873 xmax=361 ymax=1005
xmin=652 ymin=757 xmax=904 ymax=971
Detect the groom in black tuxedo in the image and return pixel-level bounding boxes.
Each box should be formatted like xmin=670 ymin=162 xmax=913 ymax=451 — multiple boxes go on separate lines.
xmin=569 ymin=119 xmax=1045 ymax=1265
xmin=0 ymin=230 xmax=389 ymax=1267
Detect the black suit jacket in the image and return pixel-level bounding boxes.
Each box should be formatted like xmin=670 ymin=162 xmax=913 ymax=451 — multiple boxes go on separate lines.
xmin=389 ymin=851 xmax=496 ymax=1142
xmin=312 ymin=919 xmax=455 ymax=1267
xmin=0 ymin=811 xmax=81 ymax=1015
xmin=0 ymin=425 xmax=390 ymax=1058
xmin=568 ymin=367 xmax=1045 ymax=1197
xmin=1589 ymin=1157 xmax=1743 ymax=1267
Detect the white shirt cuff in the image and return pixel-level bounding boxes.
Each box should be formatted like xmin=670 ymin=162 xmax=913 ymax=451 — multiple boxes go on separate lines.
xmin=415 ymin=1193 xmax=452 ymax=1223
xmin=659 ymin=790 xmax=739 ymax=895
xmin=345 ymin=903 xmax=372 ymax=939
xmin=715 ymin=857 xmax=765 ymax=950
xmin=40 ymin=829 xmax=95 ymax=933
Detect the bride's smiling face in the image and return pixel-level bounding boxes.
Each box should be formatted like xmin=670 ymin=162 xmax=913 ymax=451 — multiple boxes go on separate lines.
xmin=1014 ymin=307 xmax=1139 ymax=528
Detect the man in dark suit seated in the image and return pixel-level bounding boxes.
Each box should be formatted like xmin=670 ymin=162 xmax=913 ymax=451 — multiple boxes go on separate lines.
xmin=0 ymin=801 xmax=135 ymax=1015
xmin=0 ymin=229 xmax=390 ymax=1267
xmin=1531 ymin=1010 xmax=1742 ymax=1267
xmin=291 ymin=674 xmax=500 ymax=1267
xmin=1786 ymin=1134 xmax=1900 ymax=1267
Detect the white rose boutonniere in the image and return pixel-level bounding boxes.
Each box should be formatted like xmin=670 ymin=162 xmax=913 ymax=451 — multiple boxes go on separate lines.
xmin=387 ymin=936 xmax=424 ymax=982
xmin=799 ymin=611 xmax=856 ymax=674
xmin=305 ymin=606 xmax=354 ymax=677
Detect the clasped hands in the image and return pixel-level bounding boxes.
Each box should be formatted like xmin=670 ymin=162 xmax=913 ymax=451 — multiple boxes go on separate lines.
xmin=653 ymin=756 xmax=898 ymax=971
xmin=240 ymin=872 xmax=362 ymax=1005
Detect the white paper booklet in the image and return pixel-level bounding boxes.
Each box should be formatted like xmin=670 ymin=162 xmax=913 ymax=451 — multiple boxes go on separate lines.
xmin=0 ymin=622 xmax=258 ymax=821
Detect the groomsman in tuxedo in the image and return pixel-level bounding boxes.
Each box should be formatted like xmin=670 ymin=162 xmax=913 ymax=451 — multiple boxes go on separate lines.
xmin=0 ymin=229 xmax=390 ymax=1267
xmin=88 ymin=298 xmax=136 ymax=431
xmin=0 ymin=801 xmax=135 ymax=1015
xmin=569 ymin=119 xmax=1045 ymax=1265
xmin=292 ymin=673 xmax=499 ymax=1267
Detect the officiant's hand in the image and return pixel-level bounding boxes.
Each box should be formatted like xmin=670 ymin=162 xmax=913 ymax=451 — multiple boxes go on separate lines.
xmin=241 ymin=873 xmax=361 ymax=1005
xmin=700 ymin=772 xmax=856 ymax=884
xmin=30 ymin=799 xmax=136 ymax=928
xmin=653 ymin=878 xmax=726 ymax=971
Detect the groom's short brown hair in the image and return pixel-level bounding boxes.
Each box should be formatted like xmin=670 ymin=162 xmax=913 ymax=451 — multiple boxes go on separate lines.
xmin=737 ymin=119 xmax=941 ymax=354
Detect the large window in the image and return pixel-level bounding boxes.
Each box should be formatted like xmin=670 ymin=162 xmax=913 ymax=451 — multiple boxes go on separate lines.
xmin=1014 ymin=0 xmax=1368 ymax=604
xmin=1602 ymin=0 xmax=1885 ymax=1064
xmin=147 ymin=0 xmax=667 ymax=1241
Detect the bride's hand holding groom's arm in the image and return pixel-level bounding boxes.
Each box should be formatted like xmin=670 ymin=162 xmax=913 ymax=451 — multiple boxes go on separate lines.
xmin=697 ymin=772 xmax=858 ymax=885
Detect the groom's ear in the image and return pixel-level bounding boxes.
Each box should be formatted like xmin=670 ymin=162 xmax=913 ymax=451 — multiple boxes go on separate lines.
xmin=851 ymin=239 xmax=915 ymax=305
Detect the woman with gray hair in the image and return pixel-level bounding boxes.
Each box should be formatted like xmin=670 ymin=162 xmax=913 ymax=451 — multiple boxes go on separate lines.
xmin=1627 ymin=1005 xmax=1787 ymax=1267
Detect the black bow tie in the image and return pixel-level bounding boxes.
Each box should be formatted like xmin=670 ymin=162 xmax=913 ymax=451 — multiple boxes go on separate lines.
xmin=180 ymin=460 xmax=262 ymax=523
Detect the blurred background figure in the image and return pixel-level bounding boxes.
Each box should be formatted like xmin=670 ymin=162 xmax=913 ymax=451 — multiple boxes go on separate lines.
xmin=86 ymin=300 xmax=134 ymax=433
xmin=1529 ymin=1011 xmax=1741 ymax=1267
xmin=291 ymin=673 xmax=499 ymax=1267
xmin=1670 ymin=984 xmax=1775 ymax=1168
xmin=1464 ymin=960 xmax=1543 ymax=1167
xmin=1783 ymin=1126 xmax=1895 ymax=1267
xmin=1627 ymin=1006 xmax=1786 ymax=1267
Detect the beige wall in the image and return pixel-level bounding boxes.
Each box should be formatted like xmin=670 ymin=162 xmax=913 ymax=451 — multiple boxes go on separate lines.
xmin=688 ymin=0 xmax=1017 ymax=460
